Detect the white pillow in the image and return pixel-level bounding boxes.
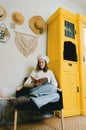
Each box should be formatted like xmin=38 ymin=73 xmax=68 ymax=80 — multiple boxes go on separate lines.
xmin=0 ymin=87 xmax=10 ymax=98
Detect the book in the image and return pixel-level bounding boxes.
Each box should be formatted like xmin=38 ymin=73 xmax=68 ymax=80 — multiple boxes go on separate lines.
xmin=30 ymin=76 xmax=48 ymax=85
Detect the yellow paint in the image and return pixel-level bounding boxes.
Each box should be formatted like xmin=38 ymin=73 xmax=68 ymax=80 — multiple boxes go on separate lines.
xmin=47 ymin=7 xmax=82 ymax=117
xmin=77 ymin=14 xmax=86 ymax=115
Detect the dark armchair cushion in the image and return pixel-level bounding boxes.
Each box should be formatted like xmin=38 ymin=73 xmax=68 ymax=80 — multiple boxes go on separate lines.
xmin=15 ymin=87 xmax=63 ymax=112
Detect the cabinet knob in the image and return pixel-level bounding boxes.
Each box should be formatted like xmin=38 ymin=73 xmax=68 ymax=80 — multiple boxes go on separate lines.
xmin=83 ymin=56 xmax=85 ymax=62
xmin=77 ymin=86 xmax=79 ymax=92
xmin=68 ymin=63 xmax=72 ymax=66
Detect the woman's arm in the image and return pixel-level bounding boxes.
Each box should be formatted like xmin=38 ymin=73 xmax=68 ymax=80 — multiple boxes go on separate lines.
xmin=49 ymin=70 xmax=58 ymax=87
xmin=24 ymin=75 xmax=34 ymax=88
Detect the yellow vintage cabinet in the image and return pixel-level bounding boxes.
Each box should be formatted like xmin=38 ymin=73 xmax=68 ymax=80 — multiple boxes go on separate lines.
xmin=77 ymin=14 xmax=86 ymax=115
xmin=47 ymin=7 xmax=80 ymax=117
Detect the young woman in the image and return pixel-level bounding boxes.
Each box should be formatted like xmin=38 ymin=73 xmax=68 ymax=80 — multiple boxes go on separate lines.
xmin=24 ymin=55 xmax=60 ymax=108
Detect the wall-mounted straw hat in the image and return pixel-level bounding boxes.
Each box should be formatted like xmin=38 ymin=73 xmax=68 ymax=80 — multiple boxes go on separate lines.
xmin=29 ymin=16 xmax=47 ymax=35
xmin=0 ymin=5 xmax=7 ymax=21
xmin=11 ymin=12 xmax=24 ymax=25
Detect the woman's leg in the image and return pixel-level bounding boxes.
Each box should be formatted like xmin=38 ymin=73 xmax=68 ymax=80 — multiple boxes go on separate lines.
xmin=30 ymin=92 xmax=60 ymax=108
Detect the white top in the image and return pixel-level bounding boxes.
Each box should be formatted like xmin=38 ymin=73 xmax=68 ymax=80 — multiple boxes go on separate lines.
xmin=24 ymin=69 xmax=58 ymax=88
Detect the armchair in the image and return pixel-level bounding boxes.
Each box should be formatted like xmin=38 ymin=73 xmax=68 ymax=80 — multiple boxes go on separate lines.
xmin=14 ymin=77 xmax=64 ymax=130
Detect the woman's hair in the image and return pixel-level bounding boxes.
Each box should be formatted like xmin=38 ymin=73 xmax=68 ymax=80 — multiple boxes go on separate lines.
xmin=36 ymin=60 xmax=48 ymax=72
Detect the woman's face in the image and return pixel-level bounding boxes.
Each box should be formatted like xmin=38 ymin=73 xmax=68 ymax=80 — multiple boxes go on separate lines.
xmin=38 ymin=58 xmax=46 ymax=69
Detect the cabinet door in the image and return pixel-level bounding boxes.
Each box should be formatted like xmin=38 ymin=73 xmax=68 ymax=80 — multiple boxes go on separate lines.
xmin=79 ymin=24 xmax=86 ymax=114
xmin=62 ymin=73 xmax=80 ymax=117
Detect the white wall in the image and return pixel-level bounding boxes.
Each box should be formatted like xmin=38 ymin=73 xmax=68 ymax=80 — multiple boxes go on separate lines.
xmin=0 ymin=0 xmax=86 ymax=96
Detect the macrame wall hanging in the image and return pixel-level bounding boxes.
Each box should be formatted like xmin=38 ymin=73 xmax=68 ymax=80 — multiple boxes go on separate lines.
xmin=15 ymin=31 xmax=38 ymax=57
